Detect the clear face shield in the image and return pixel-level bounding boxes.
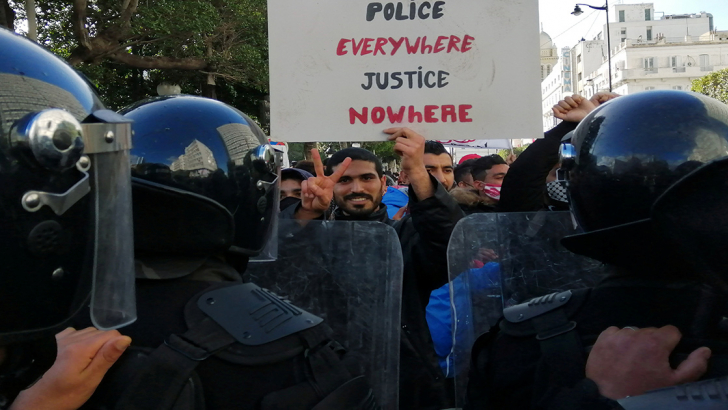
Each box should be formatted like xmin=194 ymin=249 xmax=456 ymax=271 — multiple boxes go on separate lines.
xmin=238 ymin=144 xmax=281 ymax=262
xmin=12 ymin=109 xmax=136 ymax=330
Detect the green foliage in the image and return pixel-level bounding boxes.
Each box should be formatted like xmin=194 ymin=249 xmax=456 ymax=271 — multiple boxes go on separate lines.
xmin=361 ymin=141 xmax=399 ymax=162
xmin=497 ymin=144 xmax=529 ymax=160
xmin=287 ymin=143 xmax=305 ymax=162
xmin=691 ymin=68 xmax=728 ymax=105
xmin=26 ymin=0 xmax=269 ymax=113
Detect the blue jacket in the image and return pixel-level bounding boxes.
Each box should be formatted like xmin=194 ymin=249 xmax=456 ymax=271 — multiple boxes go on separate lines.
xmin=426 ymin=262 xmax=501 ymax=377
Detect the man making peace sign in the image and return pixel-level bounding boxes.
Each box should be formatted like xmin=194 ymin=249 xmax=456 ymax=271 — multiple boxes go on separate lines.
xmin=281 ymin=127 xmax=464 ymax=410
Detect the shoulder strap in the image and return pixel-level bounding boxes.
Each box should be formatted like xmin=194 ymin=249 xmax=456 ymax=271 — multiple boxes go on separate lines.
xmin=501 ymin=289 xmax=591 ymax=390
xmin=114 ymin=311 xmax=237 ymax=410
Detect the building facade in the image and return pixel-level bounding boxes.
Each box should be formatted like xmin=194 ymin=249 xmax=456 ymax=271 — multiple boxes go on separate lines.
xmin=540 ymin=2 xmax=728 ymax=131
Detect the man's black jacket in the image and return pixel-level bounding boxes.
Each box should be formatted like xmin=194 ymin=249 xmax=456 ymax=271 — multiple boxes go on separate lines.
xmin=497 ymin=121 xmax=577 ymax=213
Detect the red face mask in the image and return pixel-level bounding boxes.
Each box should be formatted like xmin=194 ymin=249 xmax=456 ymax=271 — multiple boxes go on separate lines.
xmin=482 ymin=183 xmax=502 ymax=201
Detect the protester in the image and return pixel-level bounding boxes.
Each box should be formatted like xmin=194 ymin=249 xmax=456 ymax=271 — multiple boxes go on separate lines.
xmin=466 ymin=90 xmax=728 ymax=409
xmin=449 ymin=155 xmax=509 ymax=214
xmin=454 ymin=158 xmax=477 ymax=189
xmin=280 ymin=167 xmax=314 ymax=210
xmin=498 ymin=93 xmax=619 ymax=213
xmin=382 ymin=185 xmax=410 ymax=219
xmin=284 ymin=127 xmax=464 ymax=409
xmin=294 ymin=159 xmax=317 ymax=176
xmin=423 ymin=140 xmax=455 ymax=191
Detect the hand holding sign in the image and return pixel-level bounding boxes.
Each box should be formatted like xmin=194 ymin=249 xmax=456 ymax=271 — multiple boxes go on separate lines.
xmin=297 ymin=149 xmax=352 ymax=219
xmin=385 ymin=127 xmax=434 ymax=200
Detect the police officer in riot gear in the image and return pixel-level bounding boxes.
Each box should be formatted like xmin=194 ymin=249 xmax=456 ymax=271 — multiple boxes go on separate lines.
xmin=0 ymin=28 xmax=135 ymax=408
xmin=466 ymin=90 xmax=728 ymax=409
xmin=79 ymin=95 xmax=386 ymax=409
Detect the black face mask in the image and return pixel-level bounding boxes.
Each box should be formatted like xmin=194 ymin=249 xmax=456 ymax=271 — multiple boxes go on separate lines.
xmin=280 ymin=196 xmax=301 ymax=211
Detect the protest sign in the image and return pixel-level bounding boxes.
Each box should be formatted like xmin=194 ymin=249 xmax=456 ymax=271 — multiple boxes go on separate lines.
xmin=268 ymin=0 xmax=541 ymax=142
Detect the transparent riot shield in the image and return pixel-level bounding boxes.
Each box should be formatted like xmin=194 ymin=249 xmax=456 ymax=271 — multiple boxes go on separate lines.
xmin=446 ymin=211 xmax=608 ymax=406
xmin=244 ymin=220 xmax=403 ymax=410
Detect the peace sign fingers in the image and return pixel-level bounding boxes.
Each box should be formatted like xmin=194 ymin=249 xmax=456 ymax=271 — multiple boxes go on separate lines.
xmin=329 ymin=157 xmax=352 ymax=183
xmin=311 ymin=149 xmax=326 ymax=177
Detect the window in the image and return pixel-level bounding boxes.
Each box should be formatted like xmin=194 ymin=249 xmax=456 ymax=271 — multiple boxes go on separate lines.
xmin=619 ymin=10 xmax=625 ymax=22
xmin=578 ymin=72 xmax=582 ymax=81
xmin=620 ymin=28 xmax=627 ymax=35
xmin=643 ymin=57 xmax=655 ymax=69
xmin=699 ymin=54 xmax=709 ymax=67
xmin=645 ymin=9 xmax=651 ymax=21
xmin=646 ymin=27 xmax=652 ymax=41
xmin=577 ymin=54 xmax=582 ymax=63
xmin=670 ymin=56 xmax=678 ymax=67
xmin=645 ymin=86 xmax=655 ymax=91
xmin=672 ymin=86 xmax=682 ymax=90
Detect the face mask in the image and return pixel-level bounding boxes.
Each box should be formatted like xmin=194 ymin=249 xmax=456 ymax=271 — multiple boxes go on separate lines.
xmin=546 ymin=180 xmax=568 ymax=203
xmin=482 ymin=183 xmax=502 ymax=201
xmin=280 ymin=196 xmax=301 ymax=210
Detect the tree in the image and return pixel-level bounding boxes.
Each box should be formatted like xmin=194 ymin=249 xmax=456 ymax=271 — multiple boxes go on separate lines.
xmin=6 ymin=0 xmax=269 ymax=111
xmin=691 ymin=68 xmax=728 ymax=105
xmin=497 ymin=144 xmax=529 ymax=160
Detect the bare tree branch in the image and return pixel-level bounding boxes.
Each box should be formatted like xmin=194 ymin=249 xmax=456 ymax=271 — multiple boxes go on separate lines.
xmin=119 ymin=0 xmax=137 ymax=25
xmin=71 ymin=0 xmax=90 ymax=49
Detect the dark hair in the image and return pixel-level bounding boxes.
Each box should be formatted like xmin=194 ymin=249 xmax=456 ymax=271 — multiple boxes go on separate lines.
xmin=294 ymin=160 xmax=316 ymax=176
xmin=327 ymin=147 xmax=384 ymax=177
xmin=281 ymin=168 xmax=313 ymax=182
xmin=471 ymin=155 xmax=507 ymax=181
xmin=424 ymin=140 xmax=450 ymax=158
xmin=454 ymin=159 xmax=477 ymax=183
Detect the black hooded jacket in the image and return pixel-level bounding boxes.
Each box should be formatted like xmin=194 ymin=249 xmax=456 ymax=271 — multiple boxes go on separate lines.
xmin=497 ymin=121 xmax=577 ymax=213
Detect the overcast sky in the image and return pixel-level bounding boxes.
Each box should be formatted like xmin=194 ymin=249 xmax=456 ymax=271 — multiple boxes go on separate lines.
xmin=538 ymin=0 xmax=728 ymax=50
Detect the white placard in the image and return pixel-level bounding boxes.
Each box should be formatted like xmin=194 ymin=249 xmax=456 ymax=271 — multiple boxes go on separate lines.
xmin=268 ymin=0 xmax=542 ymax=142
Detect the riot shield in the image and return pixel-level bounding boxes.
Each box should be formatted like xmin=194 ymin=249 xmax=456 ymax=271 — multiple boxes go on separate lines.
xmin=445 ymin=211 xmax=607 ymax=406
xmin=244 ymin=220 xmax=403 ymax=410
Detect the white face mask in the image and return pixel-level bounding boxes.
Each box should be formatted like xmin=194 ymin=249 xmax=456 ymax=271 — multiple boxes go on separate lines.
xmin=482 ymin=183 xmax=502 ymax=201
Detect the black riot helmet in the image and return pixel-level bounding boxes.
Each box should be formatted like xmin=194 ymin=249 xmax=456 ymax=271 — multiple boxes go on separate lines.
xmin=121 ymin=95 xmax=279 ymax=263
xmin=0 ymin=28 xmax=136 ymax=342
xmin=559 ymin=91 xmax=728 ymax=272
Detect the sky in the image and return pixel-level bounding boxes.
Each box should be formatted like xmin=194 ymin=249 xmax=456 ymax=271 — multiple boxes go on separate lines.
xmin=538 ymin=0 xmax=728 ymax=51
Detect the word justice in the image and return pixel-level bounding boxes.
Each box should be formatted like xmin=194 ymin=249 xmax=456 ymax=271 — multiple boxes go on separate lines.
xmin=348 ymin=104 xmax=473 ymax=124
xmin=361 ymin=68 xmax=449 ymax=90
xmin=336 ymin=35 xmax=474 ymax=56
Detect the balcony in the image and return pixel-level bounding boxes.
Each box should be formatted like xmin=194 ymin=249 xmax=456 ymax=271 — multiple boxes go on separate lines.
xmin=672 ymin=67 xmax=686 ymax=73
xmin=701 ymin=65 xmax=714 ymax=72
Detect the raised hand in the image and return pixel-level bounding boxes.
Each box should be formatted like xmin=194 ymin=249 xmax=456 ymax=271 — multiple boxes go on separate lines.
xmin=590 ymin=91 xmax=620 ymax=107
xmin=298 ymin=149 xmax=351 ymax=218
xmin=585 ymin=325 xmax=711 ymax=400
xmin=384 ymin=127 xmax=426 ymax=174
xmin=552 ymin=94 xmax=595 ymax=123
xmin=10 ymin=327 xmax=131 ymax=410
xmin=384 ymin=127 xmax=434 ymax=200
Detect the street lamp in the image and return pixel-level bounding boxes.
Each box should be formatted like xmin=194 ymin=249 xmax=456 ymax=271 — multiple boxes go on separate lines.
xmin=572 ymin=2 xmax=612 ymax=91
